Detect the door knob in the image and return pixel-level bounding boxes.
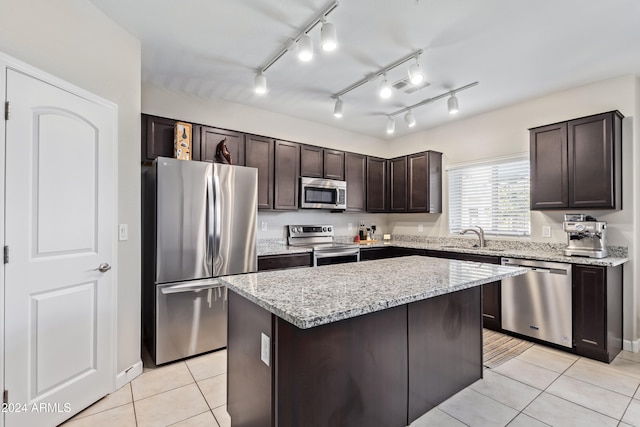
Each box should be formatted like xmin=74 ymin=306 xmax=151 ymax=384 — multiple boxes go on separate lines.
xmin=94 ymin=263 xmax=112 ymax=273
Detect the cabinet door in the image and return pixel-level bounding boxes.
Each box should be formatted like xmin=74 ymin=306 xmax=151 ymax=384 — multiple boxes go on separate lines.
xmin=367 ymin=156 xmax=388 ymax=212
xmin=345 ymin=152 xmax=366 ymax=212
xmin=197 ymin=126 xmax=245 ymax=166
xmin=274 ymin=140 xmax=300 ymax=210
xmin=482 ymin=282 xmax=501 ymax=331
xmin=573 ymin=265 xmax=607 ymax=355
xmin=530 ymin=123 xmax=568 ymax=209
xmin=568 ymin=112 xmax=621 ymax=209
xmin=300 ymin=145 xmax=323 ymax=178
xmin=246 ymin=134 xmax=274 ymax=210
xmin=142 ymin=114 xmax=177 ymax=163
xmin=324 ymin=149 xmax=345 ymax=180
xmin=389 ymin=156 xmax=407 ymax=212
xmin=407 ymin=151 xmax=442 ymax=213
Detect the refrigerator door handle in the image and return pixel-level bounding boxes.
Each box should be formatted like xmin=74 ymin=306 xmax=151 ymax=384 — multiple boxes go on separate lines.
xmin=213 ymin=173 xmax=222 ymax=265
xmin=206 ymin=174 xmax=214 ymax=268
xmin=160 ymin=282 xmax=222 ymax=295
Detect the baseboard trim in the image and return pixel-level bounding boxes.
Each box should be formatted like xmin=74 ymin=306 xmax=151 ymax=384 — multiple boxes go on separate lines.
xmin=623 ymin=339 xmax=640 ymax=353
xmin=115 ymin=359 xmax=143 ymax=390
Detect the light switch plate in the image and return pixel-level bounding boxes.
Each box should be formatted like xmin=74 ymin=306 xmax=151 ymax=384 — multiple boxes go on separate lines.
xmin=542 ymin=226 xmax=551 ymax=238
xmin=118 ymin=224 xmax=128 ymax=241
xmin=261 ymin=221 xmax=267 ymax=232
xmin=347 ymin=223 xmax=353 ymax=231
xmin=260 ymin=333 xmax=270 ymax=366
xmin=418 ymin=224 xmax=424 ymax=232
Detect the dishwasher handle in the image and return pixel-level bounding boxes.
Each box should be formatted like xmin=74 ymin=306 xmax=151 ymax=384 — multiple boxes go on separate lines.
xmin=501 ymin=258 xmax=570 ymax=275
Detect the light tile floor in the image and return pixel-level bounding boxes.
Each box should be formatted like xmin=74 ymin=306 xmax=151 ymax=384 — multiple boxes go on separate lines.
xmin=59 ymin=340 xmax=640 ymax=426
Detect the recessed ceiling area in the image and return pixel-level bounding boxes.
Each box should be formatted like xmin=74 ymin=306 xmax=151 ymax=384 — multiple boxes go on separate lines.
xmin=89 ymin=0 xmax=640 ymax=139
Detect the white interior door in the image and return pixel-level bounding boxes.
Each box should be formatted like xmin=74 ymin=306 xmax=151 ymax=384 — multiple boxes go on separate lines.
xmin=4 ymin=68 xmax=116 ymax=426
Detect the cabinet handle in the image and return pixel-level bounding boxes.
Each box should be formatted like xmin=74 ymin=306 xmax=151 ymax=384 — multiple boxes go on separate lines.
xmin=581 ymin=339 xmax=598 ymax=345
xmin=482 ymin=314 xmax=496 ymax=319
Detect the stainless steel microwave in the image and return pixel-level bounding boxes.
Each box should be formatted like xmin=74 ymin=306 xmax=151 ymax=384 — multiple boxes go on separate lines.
xmin=300 ymin=177 xmax=347 ymax=210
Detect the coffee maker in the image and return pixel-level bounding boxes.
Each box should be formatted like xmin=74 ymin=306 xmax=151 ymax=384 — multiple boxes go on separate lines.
xmin=562 ymin=214 xmax=608 ymax=258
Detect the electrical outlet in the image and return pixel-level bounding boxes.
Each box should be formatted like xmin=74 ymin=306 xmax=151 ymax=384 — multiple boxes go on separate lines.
xmin=261 ymin=333 xmax=270 ymax=366
xmin=261 ymin=221 xmax=267 ymax=232
xmin=418 ymin=224 xmax=424 ymax=232
xmin=542 ymin=226 xmax=551 ymax=238
xmin=348 ymin=223 xmax=353 ymax=231
xmin=118 ymin=224 xmax=128 ymax=241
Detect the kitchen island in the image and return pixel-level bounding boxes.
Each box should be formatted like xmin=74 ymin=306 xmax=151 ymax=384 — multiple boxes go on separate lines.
xmin=219 ymin=256 xmax=526 ymax=427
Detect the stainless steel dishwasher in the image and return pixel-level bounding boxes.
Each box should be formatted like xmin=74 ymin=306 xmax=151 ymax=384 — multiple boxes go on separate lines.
xmin=501 ymin=258 xmax=573 ymax=348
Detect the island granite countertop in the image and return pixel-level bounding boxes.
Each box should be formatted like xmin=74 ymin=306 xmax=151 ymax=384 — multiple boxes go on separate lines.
xmin=219 ymin=256 xmax=527 ymax=329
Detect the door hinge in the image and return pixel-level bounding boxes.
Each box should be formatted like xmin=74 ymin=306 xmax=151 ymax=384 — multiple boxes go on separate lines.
xmin=3 ymin=390 xmax=7 ymax=404
xmin=4 ymin=246 xmax=8 ymax=264
xmin=4 ymin=101 xmax=9 ymax=120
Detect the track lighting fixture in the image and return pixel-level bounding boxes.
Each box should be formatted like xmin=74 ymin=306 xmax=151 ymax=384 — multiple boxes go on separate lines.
xmin=407 ymin=57 xmax=425 ymax=86
xmin=385 ymin=82 xmax=479 ymax=134
xmin=254 ymin=72 xmax=267 ymax=94
xmin=252 ymin=1 xmax=339 ymax=93
xmin=386 ymin=116 xmax=396 ymax=134
xmin=333 ymin=98 xmax=344 ymax=118
xmin=448 ymin=94 xmax=459 ymax=114
xmin=331 ymin=49 xmax=423 ymax=106
xmin=404 ymin=110 xmax=416 ymax=127
xmin=297 ymin=34 xmax=313 ymax=62
xmin=320 ymin=21 xmax=337 ymax=51
xmin=379 ymin=74 xmax=392 ymax=99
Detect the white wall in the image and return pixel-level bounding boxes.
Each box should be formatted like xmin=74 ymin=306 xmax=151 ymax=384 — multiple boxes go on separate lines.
xmin=0 ymin=0 xmax=142 ymax=374
xmin=142 ymin=83 xmax=389 ymax=158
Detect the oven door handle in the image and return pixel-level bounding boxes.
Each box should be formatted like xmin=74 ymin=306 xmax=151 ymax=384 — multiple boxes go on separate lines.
xmin=314 ymin=249 xmax=360 ymax=259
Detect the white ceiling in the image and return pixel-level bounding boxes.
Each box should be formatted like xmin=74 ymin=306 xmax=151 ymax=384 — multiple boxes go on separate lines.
xmin=89 ymin=0 xmax=640 ymax=139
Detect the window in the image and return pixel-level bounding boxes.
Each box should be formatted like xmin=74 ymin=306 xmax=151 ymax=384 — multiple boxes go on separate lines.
xmin=448 ymin=156 xmax=530 ymax=237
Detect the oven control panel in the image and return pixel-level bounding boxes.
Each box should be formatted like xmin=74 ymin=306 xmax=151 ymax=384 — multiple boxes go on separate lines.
xmin=288 ymin=225 xmax=333 ymax=237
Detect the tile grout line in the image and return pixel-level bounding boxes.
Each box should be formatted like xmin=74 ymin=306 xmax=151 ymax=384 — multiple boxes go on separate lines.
xmin=618 ymin=382 xmax=640 ymax=425
xmin=184 ymin=360 xmax=222 ymax=427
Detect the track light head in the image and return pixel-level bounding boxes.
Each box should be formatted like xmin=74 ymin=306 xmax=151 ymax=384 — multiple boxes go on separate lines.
xmin=448 ymin=94 xmax=459 ymax=115
xmin=386 ymin=116 xmax=395 ymax=134
xmin=333 ymin=98 xmax=344 ymax=118
xmin=404 ymin=111 xmax=416 ymax=127
xmin=408 ymin=61 xmax=425 ymax=86
xmin=254 ymin=72 xmax=267 ymax=94
xmin=320 ymin=21 xmax=337 ymax=51
xmin=297 ymin=34 xmax=313 ymax=62
xmin=379 ymin=74 xmax=392 ymax=99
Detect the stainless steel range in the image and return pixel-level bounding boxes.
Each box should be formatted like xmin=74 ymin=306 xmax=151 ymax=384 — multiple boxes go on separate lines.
xmin=288 ymin=225 xmax=360 ymax=266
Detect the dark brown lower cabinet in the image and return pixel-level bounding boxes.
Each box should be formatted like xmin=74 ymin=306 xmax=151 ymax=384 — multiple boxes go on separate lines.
xmin=257 ymin=253 xmax=312 ymax=271
xmin=573 ymin=264 xmax=622 ymax=363
xmin=227 ymin=287 xmax=482 ymax=427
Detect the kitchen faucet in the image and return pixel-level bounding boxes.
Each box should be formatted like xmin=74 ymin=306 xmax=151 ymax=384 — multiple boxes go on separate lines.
xmin=459 ymin=226 xmax=486 ymax=248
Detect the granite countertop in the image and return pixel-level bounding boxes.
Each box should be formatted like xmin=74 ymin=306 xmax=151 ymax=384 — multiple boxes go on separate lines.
xmin=219 ymin=256 xmax=527 ymax=329
xmin=257 ymin=237 xmax=628 ymax=267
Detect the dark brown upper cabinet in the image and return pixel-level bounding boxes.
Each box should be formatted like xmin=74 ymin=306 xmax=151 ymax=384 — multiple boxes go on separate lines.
xmin=367 ymin=156 xmax=388 ymax=212
xmin=300 ymin=146 xmax=345 ymax=180
xmin=407 ymin=151 xmax=442 ymax=213
xmin=389 ymin=156 xmax=408 ymax=212
xmin=245 ymin=134 xmax=274 ymax=210
xmin=194 ymin=126 xmax=246 ymax=166
xmin=324 ymin=149 xmax=345 ymax=181
xmin=300 ymin=145 xmax=323 ymax=178
xmin=530 ymin=111 xmax=622 ymax=210
xmin=345 ymin=152 xmax=366 ymax=212
xmin=141 ymin=114 xmax=178 ymax=164
xmin=274 ymin=140 xmax=300 ymax=210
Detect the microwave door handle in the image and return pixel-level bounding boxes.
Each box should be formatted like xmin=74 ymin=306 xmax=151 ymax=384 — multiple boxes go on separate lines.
xmin=335 ymin=188 xmax=340 ymax=206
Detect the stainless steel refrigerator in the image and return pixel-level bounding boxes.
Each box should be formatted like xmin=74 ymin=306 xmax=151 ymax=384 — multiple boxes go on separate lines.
xmin=143 ymin=157 xmax=257 ymax=365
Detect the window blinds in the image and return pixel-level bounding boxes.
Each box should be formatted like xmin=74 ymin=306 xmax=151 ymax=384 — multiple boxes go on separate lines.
xmin=448 ymin=157 xmax=530 ymax=237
